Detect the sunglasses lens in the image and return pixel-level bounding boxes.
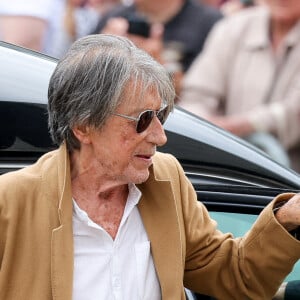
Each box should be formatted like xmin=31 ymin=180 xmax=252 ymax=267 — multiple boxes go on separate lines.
xmin=157 ymin=106 xmax=169 ymax=125
xmin=136 ymin=106 xmax=169 ymax=133
xmin=136 ymin=110 xmax=154 ymax=133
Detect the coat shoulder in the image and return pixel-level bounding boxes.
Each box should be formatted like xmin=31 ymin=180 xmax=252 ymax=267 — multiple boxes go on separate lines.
xmin=152 ymin=152 xmax=184 ymax=180
xmin=0 ymin=149 xmax=60 ymax=207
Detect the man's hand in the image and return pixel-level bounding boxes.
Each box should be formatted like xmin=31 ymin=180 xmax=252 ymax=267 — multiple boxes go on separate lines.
xmin=127 ymin=23 xmax=164 ymax=63
xmin=276 ymin=194 xmax=300 ymax=232
xmin=206 ymin=115 xmax=255 ymax=137
xmin=101 ymin=17 xmax=164 ymax=63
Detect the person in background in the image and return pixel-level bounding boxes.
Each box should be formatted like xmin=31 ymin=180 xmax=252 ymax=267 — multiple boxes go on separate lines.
xmin=0 ymin=0 xmax=64 ymax=55
xmin=197 ymin=0 xmax=221 ymax=7
xmin=200 ymin=0 xmax=258 ymax=17
xmin=200 ymin=0 xmax=256 ymax=12
xmin=51 ymin=0 xmax=121 ymax=58
xmin=1 ymin=33 xmax=300 ymax=300
xmin=220 ymin=0 xmax=256 ymax=15
xmin=92 ymin=0 xmax=222 ymax=96
xmin=179 ymin=0 xmax=300 ymax=172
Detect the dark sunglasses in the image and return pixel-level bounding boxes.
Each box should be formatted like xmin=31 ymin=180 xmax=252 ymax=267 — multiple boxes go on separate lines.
xmin=112 ymin=105 xmax=169 ymax=133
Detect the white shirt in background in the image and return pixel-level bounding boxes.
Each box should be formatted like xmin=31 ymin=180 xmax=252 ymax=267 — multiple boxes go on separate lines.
xmin=0 ymin=0 xmax=65 ymax=56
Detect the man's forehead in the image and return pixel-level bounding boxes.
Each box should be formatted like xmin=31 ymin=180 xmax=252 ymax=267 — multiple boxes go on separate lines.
xmin=122 ymin=84 xmax=162 ymax=108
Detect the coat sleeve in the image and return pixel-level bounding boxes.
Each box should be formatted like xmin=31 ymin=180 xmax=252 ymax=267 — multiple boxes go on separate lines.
xmin=168 ymin=156 xmax=300 ymax=299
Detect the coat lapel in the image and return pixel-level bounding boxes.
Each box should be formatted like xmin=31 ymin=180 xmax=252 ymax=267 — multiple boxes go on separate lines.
xmin=49 ymin=146 xmax=185 ymax=299
xmin=50 ymin=144 xmax=74 ymax=300
xmin=51 ymin=224 xmax=73 ymax=300
xmin=138 ymin=173 xmax=184 ymax=299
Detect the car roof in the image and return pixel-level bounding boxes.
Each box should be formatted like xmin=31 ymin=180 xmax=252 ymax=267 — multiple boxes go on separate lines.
xmin=1 ymin=41 xmax=299 ymax=189
xmin=0 ymin=41 xmax=57 ymax=104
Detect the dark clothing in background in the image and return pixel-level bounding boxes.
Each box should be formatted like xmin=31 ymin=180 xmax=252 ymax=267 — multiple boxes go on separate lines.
xmin=92 ymin=0 xmax=222 ymax=72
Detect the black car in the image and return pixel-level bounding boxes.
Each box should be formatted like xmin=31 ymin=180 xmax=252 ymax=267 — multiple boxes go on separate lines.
xmin=0 ymin=41 xmax=299 ymax=295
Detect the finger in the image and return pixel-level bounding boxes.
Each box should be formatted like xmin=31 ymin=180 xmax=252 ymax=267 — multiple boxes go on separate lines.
xmin=150 ymin=23 xmax=164 ymax=39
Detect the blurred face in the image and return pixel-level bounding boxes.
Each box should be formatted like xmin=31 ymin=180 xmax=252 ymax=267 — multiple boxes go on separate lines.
xmin=133 ymin=0 xmax=177 ymax=13
xmin=263 ymin=0 xmax=300 ymax=24
xmin=84 ymin=87 xmax=168 ymax=185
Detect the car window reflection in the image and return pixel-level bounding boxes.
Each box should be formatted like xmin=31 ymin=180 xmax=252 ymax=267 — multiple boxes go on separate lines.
xmin=0 ymin=101 xmax=55 ymax=151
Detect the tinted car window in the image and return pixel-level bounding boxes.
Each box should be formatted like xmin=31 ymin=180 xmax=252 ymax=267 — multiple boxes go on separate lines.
xmin=0 ymin=101 xmax=54 ymax=151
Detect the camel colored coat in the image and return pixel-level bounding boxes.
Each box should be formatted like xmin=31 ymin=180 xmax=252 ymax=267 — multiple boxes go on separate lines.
xmin=0 ymin=144 xmax=300 ymax=300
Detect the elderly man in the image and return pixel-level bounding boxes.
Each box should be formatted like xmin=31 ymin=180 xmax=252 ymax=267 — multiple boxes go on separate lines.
xmin=0 ymin=34 xmax=300 ymax=300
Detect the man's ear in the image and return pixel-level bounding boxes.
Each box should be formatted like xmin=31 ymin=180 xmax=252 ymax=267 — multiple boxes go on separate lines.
xmin=72 ymin=124 xmax=92 ymax=144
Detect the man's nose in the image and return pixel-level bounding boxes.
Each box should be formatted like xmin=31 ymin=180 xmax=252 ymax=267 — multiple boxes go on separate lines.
xmin=147 ymin=115 xmax=167 ymax=146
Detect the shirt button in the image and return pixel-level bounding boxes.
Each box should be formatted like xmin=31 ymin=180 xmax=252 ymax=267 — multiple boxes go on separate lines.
xmin=113 ymin=276 xmax=121 ymax=288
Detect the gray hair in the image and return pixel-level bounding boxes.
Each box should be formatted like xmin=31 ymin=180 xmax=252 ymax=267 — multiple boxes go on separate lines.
xmin=48 ymin=34 xmax=175 ymax=150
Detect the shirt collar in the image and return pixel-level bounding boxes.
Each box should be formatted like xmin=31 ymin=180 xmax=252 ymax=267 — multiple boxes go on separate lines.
xmin=243 ymin=7 xmax=270 ymax=50
xmin=72 ymin=183 xmax=142 ymax=224
xmin=244 ymin=7 xmax=300 ymax=51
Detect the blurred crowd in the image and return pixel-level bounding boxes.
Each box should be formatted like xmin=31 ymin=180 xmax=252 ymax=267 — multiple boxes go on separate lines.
xmin=0 ymin=0 xmax=300 ymax=175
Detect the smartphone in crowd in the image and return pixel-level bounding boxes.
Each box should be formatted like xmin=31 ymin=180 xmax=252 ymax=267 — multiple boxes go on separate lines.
xmin=127 ymin=16 xmax=150 ymax=38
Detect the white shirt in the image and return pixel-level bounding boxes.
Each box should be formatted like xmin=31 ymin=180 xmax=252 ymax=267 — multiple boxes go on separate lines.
xmin=0 ymin=0 xmax=54 ymax=19
xmin=72 ymin=183 xmax=161 ymax=300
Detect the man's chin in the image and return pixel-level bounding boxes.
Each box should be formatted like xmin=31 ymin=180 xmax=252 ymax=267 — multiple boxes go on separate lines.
xmin=132 ymin=170 xmax=150 ymax=184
